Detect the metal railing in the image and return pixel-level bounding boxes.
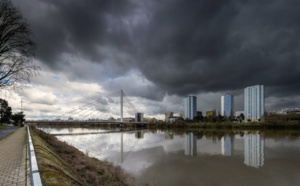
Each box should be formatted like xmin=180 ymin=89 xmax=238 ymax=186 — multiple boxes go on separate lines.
xmin=27 ymin=126 xmax=43 ymax=186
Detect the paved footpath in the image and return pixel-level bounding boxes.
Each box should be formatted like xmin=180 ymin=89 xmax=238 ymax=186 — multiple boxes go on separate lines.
xmin=0 ymin=127 xmax=30 ymax=186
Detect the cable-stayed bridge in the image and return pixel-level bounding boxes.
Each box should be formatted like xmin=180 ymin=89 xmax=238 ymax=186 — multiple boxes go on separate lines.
xmin=28 ymin=90 xmax=149 ymax=125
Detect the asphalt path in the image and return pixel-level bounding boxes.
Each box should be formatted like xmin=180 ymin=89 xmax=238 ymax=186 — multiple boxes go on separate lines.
xmin=0 ymin=125 xmax=18 ymax=140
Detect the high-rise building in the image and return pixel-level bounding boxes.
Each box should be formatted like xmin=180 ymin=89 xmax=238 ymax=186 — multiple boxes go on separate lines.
xmin=184 ymin=96 xmax=197 ymax=120
xmin=244 ymin=132 xmax=264 ymax=168
xmin=221 ymin=95 xmax=234 ymax=117
xmin=135 ymin=113 xmax=144 ymax=122
xmin=244 ymin=85 xmax=265 ymax=121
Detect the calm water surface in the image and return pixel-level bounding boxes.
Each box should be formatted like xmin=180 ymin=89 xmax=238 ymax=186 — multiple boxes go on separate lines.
xmin=40 ymin=127 xmax=300 ymax=186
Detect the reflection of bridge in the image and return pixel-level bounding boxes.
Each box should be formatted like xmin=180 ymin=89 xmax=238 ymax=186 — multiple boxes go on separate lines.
xmin=49 ymin=129 xmax=149 ymax=136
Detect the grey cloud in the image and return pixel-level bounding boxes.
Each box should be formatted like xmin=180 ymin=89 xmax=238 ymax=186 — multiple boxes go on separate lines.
xmin=13 ymin=0 xmax=300 ymax=111
xmin=137 ymin=0 xmax=300 ymax=98
xmin=13 ymin=0 xmax=134 ymax=70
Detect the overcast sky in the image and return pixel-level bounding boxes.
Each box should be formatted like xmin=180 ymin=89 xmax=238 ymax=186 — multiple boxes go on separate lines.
xmin=1 ymin=0 xmax=300 ymax=120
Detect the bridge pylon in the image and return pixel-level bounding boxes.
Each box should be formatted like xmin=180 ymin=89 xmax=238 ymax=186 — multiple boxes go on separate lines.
xmin=120 ymin=89 xmax=123 ymax=122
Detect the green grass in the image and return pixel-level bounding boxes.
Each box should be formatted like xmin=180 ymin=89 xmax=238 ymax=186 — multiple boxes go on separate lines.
xmin=0 ymin=124 xmax=6 ymax=129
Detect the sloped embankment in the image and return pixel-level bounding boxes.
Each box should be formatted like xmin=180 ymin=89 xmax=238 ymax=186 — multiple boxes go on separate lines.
xmin=30 ymin=127 xmax=133 ymax=186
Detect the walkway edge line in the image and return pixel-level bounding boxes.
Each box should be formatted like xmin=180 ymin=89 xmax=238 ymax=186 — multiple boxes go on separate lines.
xmin=27 ymin=126 xmax=43 ymax=186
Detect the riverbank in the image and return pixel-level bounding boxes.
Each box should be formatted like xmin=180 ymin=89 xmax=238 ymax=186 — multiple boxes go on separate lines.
xmin=30 ymin=126 xmax=135 ymax=185
xmin=35 ymin=121 xmax=300 ymax=130
xmin=154 ymin=121 xmax=300 ymax=129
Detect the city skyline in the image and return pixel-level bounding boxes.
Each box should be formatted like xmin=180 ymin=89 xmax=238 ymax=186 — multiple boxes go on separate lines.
xmin=1 ymin=0 xmax=300 ymax=120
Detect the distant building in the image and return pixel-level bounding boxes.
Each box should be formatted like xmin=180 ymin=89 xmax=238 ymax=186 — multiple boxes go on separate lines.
xmin=166 ymin=116 xmax=181 ymax=123
xmin=221 ymin=95 xmax=234 ymax=117
xmin=244 ymin=132 xmax=264 ymax=168
xmin=244 ymin=85 xmax=265 ymax=121
xmin=184 ymin=96 xmax=197 ymax=120
xmin=197 ymin=111 xmax=203 ymax=117
xmin=179 ymin=113 xmax=185 ymax=119
xmin=281 ymin=108 xmax=300 ymax=115
xmin=235 ymin=111 xmax=244 ymax=117
xmin=165 ymin=112 xmax=174 ymax=121
xmin=123 ymin=117 xmax=135 ymax=122
xmin=135 ymin=113 xmax=144 ymax=122
xmin=206 ymin=109 xmax=216 ymax=117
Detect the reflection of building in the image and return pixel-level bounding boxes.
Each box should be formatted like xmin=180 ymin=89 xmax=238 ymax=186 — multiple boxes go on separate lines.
xmin=221 ymin=135 xmax=234 ymax=156
xmin=244 ymin=85 xmax=265 ymax=121
xmin=185 ymin=132 xmax=197 ymax=156
xmin=184 ymin=96 xmax=197 ymax=120
xmin=221 ymin=95 xmax=234 ymax=117
xmin=135 ymin=113 xmax=144 ymax=122
xmin=135 ymin=131 xmax=144 ymax=139
xmin=165 ymin=132 xmax=174 ymax=140
xmin=165 ymin=112 xmax=174 ymax=121
xmin=244 ymin=133 xmax=264 ymax=168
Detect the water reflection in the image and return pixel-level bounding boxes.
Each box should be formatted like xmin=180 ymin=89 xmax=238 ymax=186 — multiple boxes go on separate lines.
xmin=135 ymin=131 xmax=144 ymax=139
xmin=244 ymin=132 xmax=264 ymax=168
xmin=185 ymin=132 xmax=197 ymax=156
xmin=221 ymin=135 xmax=234 ymax=156
xmin=48 ymin=127 xmax=300 ymax=186
xmin=165 ymin=131 xmax=174 ymax=140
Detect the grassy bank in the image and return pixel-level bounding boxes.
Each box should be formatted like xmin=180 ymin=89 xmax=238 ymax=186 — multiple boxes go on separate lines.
xmin=30 ymin=126 xmax=134 ymax=186
xmin=34 ymin=121 xmax=300 ymax=131
xmin=150 ymin=121 xmax=300 ymax=130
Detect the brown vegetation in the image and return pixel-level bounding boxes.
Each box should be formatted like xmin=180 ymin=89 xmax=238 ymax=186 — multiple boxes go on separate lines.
xmin=30 ymin=126 xmax=134 ymax=186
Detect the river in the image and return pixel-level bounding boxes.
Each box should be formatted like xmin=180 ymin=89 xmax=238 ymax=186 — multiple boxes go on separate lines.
xmin=39 ymin=126 xmax=300 ymax=186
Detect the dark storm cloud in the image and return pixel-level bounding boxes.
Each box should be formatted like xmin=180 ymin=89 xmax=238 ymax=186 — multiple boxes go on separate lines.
xmin=14 ymin=0 xmax=300 ymax=101
xmin=137 ymin=0 xmax=300 ymax=97
xmin=13 ymin=0 xmax=134 ymax=68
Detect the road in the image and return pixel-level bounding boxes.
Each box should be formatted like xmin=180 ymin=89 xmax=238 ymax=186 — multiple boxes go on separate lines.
xmin=0 ymin=124 xmax=18 ymax=140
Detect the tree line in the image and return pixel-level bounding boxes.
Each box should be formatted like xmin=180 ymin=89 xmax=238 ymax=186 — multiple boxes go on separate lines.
xmin=0 ymin=98 xmax=25 ymax=126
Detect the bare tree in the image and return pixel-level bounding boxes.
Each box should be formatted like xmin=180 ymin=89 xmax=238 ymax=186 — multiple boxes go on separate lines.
xmin=0 ymin=0 xmax=39 ymax=89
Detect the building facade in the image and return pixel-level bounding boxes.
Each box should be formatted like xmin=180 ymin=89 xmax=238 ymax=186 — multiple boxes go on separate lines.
xmin=165 ymin=112 xmax=174 ymax=121
xmin=135 ymin=113 xmax=144 ymax=122
xmin=206 ymin=109 xmax=216 ymax=118
xmin=244 ymin=85 xmax=265 ymax=121
xmin=221 ymin=95 xmax=234 ymax=117
xmin=184 ymin=96 xmax=197 ymax=120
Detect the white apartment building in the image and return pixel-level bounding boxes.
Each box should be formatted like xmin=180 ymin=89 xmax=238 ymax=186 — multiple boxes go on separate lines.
xmin=244 ymin=85 xmax=265 ymax=121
